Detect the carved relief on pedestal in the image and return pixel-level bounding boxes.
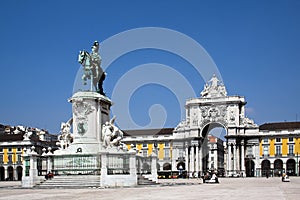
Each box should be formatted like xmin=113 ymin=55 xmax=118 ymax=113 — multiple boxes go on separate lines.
xmin=57 ymin=118 xmax=73 ymax=149
xmin=72 ymin=98 xmax=96 ymax=136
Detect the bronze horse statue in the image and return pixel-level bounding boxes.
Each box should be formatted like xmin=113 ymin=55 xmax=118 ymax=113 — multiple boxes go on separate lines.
xmin=78 ymin=41 xmax=105 ymax=95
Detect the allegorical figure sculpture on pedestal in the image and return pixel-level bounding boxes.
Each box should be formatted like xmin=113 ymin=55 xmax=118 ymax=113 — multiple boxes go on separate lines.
xmin=57 ymin=118 xmax=73 ymax=149
xmin=102 ymin=116 xmax=127 ymax=151
xmin=78 ymin=41 xmax=106 ymax=95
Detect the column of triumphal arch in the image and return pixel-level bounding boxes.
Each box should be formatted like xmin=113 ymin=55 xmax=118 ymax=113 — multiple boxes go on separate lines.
xmin=173 ymin=75 xmax=260 ymax=177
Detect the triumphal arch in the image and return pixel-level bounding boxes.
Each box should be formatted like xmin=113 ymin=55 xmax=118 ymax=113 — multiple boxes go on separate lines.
xmin=174 ymin=75 xmax=260 ymax=176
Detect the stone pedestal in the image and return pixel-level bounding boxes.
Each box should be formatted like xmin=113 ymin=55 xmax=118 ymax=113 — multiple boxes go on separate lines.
xmin=22 ymin=147 xmax=44 ymax=188
xmin=100 ymin=150 xmax=137 ymax=187
xmin=55 ymin=91 xmax=112 ymax=155
xmin=150 ymin=153 xmax=158 ymax=183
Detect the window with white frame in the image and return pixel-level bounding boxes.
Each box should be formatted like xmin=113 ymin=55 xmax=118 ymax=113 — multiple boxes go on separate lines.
xmin=263 ymin=146 xmax=268 ymax=156
xmin=164 ymin=149 xmax=170 ymax=158
xmin=263 ymin=138 xmax=268 ymax=143
xmin=247 ymin=146 xmax=253 ymax=155
xmin=143 ymin=150 xmax=147 ymax=157
xmin=165 ymin=142 xmax=170 ymax=147
xmin=275 ymin=145 xmax=281 ymax=155
xmin=288 ymin=145 xmax=294 ymax=155
xmin=178 ymin=148 xmax=183 ymax=157
xmin=289 ymin=137 xmax=294 ymax=142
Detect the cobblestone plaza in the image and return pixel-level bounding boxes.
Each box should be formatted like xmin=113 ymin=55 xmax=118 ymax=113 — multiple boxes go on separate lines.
xmin=0 ymin=177 xmax=299 ymax=200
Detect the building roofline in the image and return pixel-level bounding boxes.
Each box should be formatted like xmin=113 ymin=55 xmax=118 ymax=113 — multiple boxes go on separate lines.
xmin=122 ymin=128 xmax=174 ymax=137
xmin=259 ymin=122 xmax=300 ymax=131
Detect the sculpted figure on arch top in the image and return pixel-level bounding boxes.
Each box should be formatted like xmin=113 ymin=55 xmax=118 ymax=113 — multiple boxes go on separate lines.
xmin=200 ymin=74 xmax=227 ymax=98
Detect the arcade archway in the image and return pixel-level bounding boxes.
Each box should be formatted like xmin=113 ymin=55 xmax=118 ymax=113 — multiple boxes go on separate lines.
xmin=261 ymin=160 xmax=270 ymax=177
xmin=17 ymin=166 xmax=23 ymax=181
xmin=286 ymin=159 xmax=296 ymax=176
xmin=7 ymin=166 xmax=13 ymax=181
xmin=177 ymin=162 xmax=185 ymax=170
xmin=274 ymin=159 xmax=283 ymax=177
xmin=0 ymin=166 xmax=4 ymax=181
xmin=163 ymin=163 xmax=171 ymax=171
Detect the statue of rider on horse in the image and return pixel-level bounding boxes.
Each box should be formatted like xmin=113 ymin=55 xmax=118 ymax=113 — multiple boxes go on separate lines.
xmin=78 ymin=41 xmax=106 ymax=95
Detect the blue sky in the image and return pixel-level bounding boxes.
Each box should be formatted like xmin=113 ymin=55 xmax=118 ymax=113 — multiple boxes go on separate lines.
xmin=0 ymin=0 xmax=300 ymax=133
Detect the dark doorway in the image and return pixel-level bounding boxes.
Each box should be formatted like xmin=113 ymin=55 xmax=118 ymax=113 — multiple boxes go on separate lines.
xmin=17 ymin=166 xmax=23 ymax=181
xmin=177 ymin=162 xmax=185 ymax=170
xmin=0 ymin=166 xmax=4 ymax=181
xmin=286 ymin=159 xmax=296 ymax=176
xmin=245 ymin=160 xmax=255 ymax=177
xmin=274 ymin=159 xmax=283 ymax=177
xmin=163 ymin=163 xmax=171 ymax=170
xmin=261 ymin=160 xmax=270 ymax=177
xmin=7 ymin=166 xmax=13 ymax=181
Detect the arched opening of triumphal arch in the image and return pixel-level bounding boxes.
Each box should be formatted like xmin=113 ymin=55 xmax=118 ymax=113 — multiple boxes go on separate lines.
xmin=201 ymin=122 xmax=227 ymax=138
xmin=200 ymin=123 xmax=226 ymax=173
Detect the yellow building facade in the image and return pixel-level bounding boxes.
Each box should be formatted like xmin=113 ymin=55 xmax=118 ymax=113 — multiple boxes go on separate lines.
xmin=0 ymin=125 xmax=58 ymax=181
xmin=259 ymin=122 xmax=300 ymax=176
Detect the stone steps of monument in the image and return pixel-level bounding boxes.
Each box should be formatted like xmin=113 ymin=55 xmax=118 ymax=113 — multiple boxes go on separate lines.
xmin=36 ymin=175 xmax=100 ymax=188
xmin=137 ymin=175 xmax=158 ymax=185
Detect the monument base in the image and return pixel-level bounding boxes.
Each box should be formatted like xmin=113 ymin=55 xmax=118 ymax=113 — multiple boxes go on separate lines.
xmin=52 ymin=91 xmax=113 ymax=175
xmin=100 ymin=150 xmax=137 ymax=187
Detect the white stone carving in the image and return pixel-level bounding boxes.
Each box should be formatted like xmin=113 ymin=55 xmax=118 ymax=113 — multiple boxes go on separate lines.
xmin=208 ymin=107 xmax=219 ymax=120
xmin=73 ymin=98 xmax=95 ymax=119
xmin=200 ymin=74 xmax=227 ymax=98
xmin=229 ymin=110 xmax=235 ymax=122
xmin=57 ymin=118 xmax=73 ymax=149
xmin=200 ymin=105 xmax=227 ymax=124
xmin=175 ymin=118 xmax=190 ymax=131
xmin=240 ymin=116 xmax=257 ymax=128
xmin=102 ymin=116 xmax=127 ymax=151
xmin=201 ymin=106 xmax=209 ymax=119
xmin=72 ymin=98 xmax=95 ymax=136
xmin=192 ymin=112 xmax=198 ymax=126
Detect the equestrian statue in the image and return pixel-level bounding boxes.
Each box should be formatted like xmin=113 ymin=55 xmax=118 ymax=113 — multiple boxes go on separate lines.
xmin=78 ymin=41 xmax=106 ymax=95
